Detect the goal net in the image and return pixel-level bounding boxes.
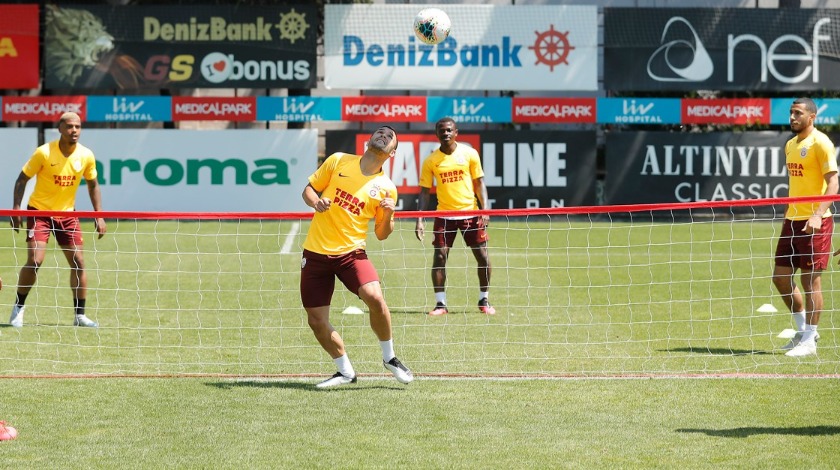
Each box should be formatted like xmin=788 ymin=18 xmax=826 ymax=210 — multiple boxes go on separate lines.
xmin=0 ymin=199 xmax=837 ymax=378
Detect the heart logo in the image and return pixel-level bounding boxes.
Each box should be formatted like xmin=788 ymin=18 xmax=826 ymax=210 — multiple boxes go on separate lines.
xmin=213 ymin=61 xmax=226 ymax=72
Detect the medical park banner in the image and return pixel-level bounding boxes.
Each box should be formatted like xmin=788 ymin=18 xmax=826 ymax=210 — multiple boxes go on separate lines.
xmin=604 ymin=8 xmax=840 ymax=91
xmin=326 ymin=130 xmax=597 ymax=210
xmin=43 ymin=129 xmax=317 ymax=212
xmin=324 ymin=5 xmax=597 ymax=91
xmin=43 ymin=4 xmax=317 ymax=90
xmin=604 ymin=132 xmax=809 ymax=208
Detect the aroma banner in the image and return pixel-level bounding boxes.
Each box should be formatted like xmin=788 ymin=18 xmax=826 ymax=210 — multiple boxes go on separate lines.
xmin=44 ymin=129 xmax=318 ymax=212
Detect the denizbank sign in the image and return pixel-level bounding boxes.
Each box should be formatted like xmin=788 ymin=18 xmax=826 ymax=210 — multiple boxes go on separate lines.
xmin=324 ymin=5 xmax=597 ymax=90
xmin=46 ymin=129 xmax=317 ymax=212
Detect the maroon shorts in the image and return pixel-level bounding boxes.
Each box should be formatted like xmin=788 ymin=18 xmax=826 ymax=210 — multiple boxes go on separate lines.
xmin=26 ymin=209 xmax=83 ymax=246
xmin=432 ymin=217 xmax=489 ymax=248
xmin=775 ymin=217 xmax=833 ymax=270
xmin=300 ymin=249 xmax=379 ymax=309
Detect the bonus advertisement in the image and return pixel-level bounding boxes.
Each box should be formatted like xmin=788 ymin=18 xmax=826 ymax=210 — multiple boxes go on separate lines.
xmin=43 ymin=4 xmax=317 ymax=90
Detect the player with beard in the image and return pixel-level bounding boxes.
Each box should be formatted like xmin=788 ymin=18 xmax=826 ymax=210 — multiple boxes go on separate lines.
xmin=773 ymin=97 xmax=838 ymax=357
xmin=300 ymin=126 xmax=414 ymax=387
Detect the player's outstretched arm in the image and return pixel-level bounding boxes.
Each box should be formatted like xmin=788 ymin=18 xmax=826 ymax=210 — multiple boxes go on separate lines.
xmin=415 ymin=187 xmax=431 ymax=241
xmin=10 ymin=172 xmax=30 ymax=232
xmin=87 ymin=178 xmax=107 ymax=239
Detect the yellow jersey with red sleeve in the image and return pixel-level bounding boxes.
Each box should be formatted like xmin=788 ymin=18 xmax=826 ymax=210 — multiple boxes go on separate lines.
xmin=22 ymin=140 xmax=98 ymax=212
xmin=419 ymin=143 xmax=484 ymax=211
xmin=785 ymin=128 xmax=838 ymax=220
xmin=302 ymin=152 xmax=398 ymax=256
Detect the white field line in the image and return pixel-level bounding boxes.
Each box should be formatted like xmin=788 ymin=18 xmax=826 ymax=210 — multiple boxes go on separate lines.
xmin=280 ymin=222 xmax=300 ymax=254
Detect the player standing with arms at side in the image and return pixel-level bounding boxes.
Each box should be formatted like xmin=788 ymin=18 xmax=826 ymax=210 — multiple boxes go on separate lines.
xmin=773 ymin=98 xmax=838 ymax=357
xmin=301 ymin=126 xmax=414 ymax=388
xmin=9 ymin=112 xmax=107 ymax=328
xmin=415 ymin=117 xmax=494 ymax=316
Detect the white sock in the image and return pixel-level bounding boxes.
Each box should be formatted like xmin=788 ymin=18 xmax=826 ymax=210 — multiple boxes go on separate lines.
xmin=792 ymin=311 xmax=806 ymax=331
xmin=801 ymin=325 xmax=818 ymax=343
xmin=380 ymin=339 xmax=395 ymax=362
xmin=334 ymin=354 xmax=355 ymax=378
xmin=435 ymin=292 xmax=446 ymax=305
xmin=479 ymin=291 xmax=489 ymax=301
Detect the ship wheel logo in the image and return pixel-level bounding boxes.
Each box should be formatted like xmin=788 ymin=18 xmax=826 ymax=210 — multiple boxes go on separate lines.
xmin=528 ymin=25 xmax=574 ymax=72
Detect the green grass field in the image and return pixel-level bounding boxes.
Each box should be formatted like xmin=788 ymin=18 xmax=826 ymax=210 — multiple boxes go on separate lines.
xmin=0 ymin=217 xmax=838 ymax=467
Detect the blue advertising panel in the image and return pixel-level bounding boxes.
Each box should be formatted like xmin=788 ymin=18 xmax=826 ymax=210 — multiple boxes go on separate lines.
xmin=426 ymin=97 xmax=511 ymax=124
xmin=256 ymin=96 xmax=342 ymax=122
xmin=86 ymin=96 xmax=171 ymax=122
xmin=770 ymin=98 xmax=840 ymax=126
xmin=597 ymin=98 xmax=681 ymax=125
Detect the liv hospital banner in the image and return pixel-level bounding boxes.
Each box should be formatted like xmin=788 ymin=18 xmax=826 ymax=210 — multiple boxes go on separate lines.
xmin=604 ymin=8 xmax=840 ymax=91
xmin=326 ymin=130 xmax=597 ymax=210
xmin=604 ymin=132 xmax=805 ymax=208
xmin=324 ymin=5 xmax=597 ymax=91
xmin=44 ymin=129 xmax=317 ymax=212
xmin=43 ymin=4 xmax=317 ymax=90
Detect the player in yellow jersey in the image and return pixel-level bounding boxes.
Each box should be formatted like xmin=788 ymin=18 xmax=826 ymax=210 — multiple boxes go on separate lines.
xmin=9 ymin=112 xmax=107 ymax=328
xmin=773 ymin=98 xmax=838 ymax=357
xmin=415 ymin=117 xmax=494 ymax=316
xmin=301 ymin=126 xmax=413 ymax=388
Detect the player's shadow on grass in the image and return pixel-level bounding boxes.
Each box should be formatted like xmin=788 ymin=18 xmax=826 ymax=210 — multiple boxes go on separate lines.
xmin=389 ymin=308 xmax=435 ymax=315
xmin=665 ymin=347 xmax=771 ymax=356
xmin=677 ymin=426 xmax=840 ymax=438
xmin=206 ymin=380 xmax=407 ymax=392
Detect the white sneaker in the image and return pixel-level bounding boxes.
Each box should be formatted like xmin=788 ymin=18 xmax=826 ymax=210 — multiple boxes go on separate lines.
xmin=315 ymin=372 xmax=357 ymax=388
xmin=9 ymin=305 xmax=24 ymax=328
xmin=781 ymin=331 xmax=820 ymax=350
xmin=73 ymin=315 xmax=98 ymax=328
xmin=384 ymin=357 xmax=414 ymax=384
xmin=785 ymin=341 xmax=817 ymax=357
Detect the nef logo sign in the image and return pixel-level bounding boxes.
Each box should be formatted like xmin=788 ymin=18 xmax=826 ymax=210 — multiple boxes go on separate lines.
xmin=605 ymin=9 xmax=840 ymax=91
xmin=647 ymin=14 xmax=830 ymax=86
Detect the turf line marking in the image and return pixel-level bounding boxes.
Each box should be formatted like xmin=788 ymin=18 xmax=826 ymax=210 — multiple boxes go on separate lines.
xmin=280 ymin=222 xmax=300 ymax=254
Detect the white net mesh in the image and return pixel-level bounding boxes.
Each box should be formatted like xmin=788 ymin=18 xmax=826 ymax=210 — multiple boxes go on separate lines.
xmin=0 ymin=204 xmax=837 ymax=377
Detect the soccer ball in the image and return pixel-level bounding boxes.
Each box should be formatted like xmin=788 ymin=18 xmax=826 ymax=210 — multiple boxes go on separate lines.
xmin=413 ymin=8 xmax=451 ymax=45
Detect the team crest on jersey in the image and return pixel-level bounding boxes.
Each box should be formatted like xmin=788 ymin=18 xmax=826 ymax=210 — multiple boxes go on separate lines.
xmin=456 ymin=156 xmax=467 ymax=165
xmin=800 ymin=147 xmax=808 ymax=158
xmin=72 ymin=158 xmax=82 ymax=172
xmin=369 ymin=183 xmax=381 ymax=199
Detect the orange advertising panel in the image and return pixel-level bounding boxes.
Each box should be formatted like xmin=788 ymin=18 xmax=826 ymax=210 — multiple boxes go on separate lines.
xmin=0 ymin=4 xmax=39 ymax=89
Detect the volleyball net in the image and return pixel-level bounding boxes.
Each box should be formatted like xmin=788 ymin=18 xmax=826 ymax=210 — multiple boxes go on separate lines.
xmin=0 ymin=197 xmax=838 ymax=378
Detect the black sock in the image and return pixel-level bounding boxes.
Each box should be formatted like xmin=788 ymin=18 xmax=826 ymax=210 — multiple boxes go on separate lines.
xmin=15 ymin=292 xmax=28 ymax=307
xmin=74 ymin=298 xmax=86 ymax=316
